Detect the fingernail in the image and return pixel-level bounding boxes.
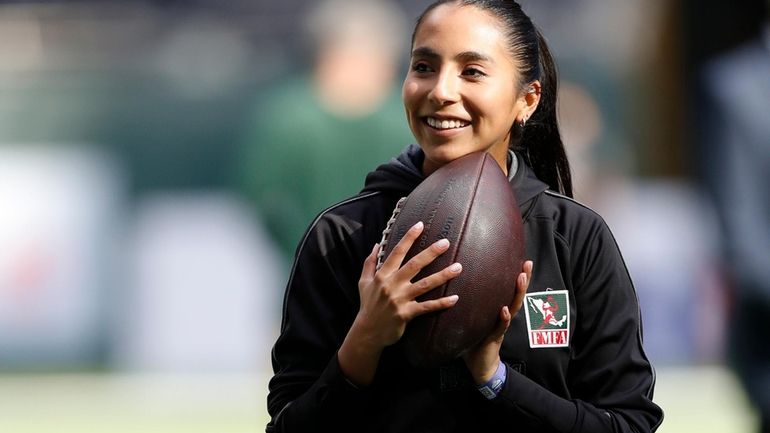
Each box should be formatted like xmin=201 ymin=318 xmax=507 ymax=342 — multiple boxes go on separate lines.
xmin=435 ymin=238 xmax=449 ymax=249
xmin=412 ymin=221 xmax=424 ymax=230
xmin=448 ymin=295 xmax=459 ymax=303
xmin=449 ymin=262 xmax=462 ymax=273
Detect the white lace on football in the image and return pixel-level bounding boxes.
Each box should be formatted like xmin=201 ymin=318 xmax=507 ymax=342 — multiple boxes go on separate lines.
xmin=376 ymin=196 xmax=407 ymax=270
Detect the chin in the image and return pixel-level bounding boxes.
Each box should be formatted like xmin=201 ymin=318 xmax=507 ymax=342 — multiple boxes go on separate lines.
xmin=424 ymin=142 xmax=478 ymax=159
xmin=419 ymin=143 xmax=480 ymax=174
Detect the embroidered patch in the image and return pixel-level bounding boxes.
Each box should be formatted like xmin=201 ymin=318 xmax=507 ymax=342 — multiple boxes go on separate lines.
xmin=523 ymin=289 xmax=570 ymax=348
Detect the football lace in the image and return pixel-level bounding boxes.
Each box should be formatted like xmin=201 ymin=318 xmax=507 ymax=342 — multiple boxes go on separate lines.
xmin=376 ymin=196 xmax=407 ymax=270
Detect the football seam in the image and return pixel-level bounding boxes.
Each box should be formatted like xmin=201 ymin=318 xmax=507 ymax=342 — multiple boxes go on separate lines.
xmin=425 ymin=156 xmax=486 ymax=355
xmin=376 ymin=196 xmax=408 ymax=270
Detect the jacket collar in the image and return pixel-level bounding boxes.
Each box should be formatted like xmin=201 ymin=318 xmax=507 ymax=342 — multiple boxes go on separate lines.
xmin=361 ymin=144 xmax=550 ymax=209
xmin=510 ymin=152 xmax=550 ymax=208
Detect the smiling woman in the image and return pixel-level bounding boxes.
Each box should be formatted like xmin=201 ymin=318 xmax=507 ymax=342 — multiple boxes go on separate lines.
xmin=265 ymin=1 xmax=663 ymax=432
xmin=402 ymin=5 xmax=531 ymax=175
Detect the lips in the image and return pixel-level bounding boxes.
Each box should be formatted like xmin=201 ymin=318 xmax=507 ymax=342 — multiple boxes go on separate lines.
xmin=424 ymin=116 xmax=470 ymax=130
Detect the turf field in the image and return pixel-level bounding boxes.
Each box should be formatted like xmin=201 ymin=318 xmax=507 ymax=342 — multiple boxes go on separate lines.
xmin=0 ymin=365 xmax=757 ymax=432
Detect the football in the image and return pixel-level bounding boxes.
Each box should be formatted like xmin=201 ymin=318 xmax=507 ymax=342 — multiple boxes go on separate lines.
xmin=377 ymin=151 xmax=525 ymax=367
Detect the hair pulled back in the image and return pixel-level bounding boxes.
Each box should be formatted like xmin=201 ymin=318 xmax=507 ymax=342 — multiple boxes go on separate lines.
xmin=412 ymin=0 xmax=573 ymax=197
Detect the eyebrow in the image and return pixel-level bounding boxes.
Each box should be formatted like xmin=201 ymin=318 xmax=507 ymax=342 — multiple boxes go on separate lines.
xmin=411 ymin=46 xmax=494 ymax=64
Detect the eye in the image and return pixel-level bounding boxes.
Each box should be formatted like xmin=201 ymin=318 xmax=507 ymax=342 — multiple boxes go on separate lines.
xmin=411 ymin=62 xmax=433 ymax=73
xmin=462 ymin=67 xmax=486 ymax=78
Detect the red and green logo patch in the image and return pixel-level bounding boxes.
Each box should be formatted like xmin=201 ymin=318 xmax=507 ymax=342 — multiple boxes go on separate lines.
xmin=523 ymin=289 xmax=570 ymax=348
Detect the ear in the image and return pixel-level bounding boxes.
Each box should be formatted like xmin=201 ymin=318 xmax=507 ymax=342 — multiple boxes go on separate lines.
xmin=517 ymin=80 xmax=541 ymax=123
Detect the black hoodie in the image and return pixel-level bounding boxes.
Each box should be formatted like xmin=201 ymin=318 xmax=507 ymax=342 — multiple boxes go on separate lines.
xmin=267 ymin=145 xmax=663 ymax=433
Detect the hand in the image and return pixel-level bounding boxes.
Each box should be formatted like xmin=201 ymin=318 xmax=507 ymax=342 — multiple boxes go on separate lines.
xmin=339 ymin=221 xmax=463 ymax=386
xmin=463 ymin=260 xmax=533 ymax=385
xmin=352 ymin=221 xmax=463 ymax=349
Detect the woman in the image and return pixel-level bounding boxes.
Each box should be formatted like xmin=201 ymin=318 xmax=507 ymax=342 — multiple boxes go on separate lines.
xmin=266 ymin=1 xmax=663 ymax=432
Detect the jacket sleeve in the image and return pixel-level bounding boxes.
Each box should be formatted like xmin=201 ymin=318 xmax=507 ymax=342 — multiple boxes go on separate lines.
xmin=266 ymin=214 xmax=371 ymax=433
xmin=492 ymin=216 xmax=663 ymax=433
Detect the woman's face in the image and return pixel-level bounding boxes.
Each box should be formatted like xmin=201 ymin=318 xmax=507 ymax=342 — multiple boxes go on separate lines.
xmin=403 ymin=3 xmax=535 ymax=175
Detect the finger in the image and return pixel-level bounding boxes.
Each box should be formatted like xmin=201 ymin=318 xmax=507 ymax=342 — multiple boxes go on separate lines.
xmin=523 ymin=260 xmax=533 ymax=285
xmin=487 ymin=306 xmax=512 ymax=344
xmin=404 ymin=294 xmax=459 ymax=320
xmin=509 ymin=271 xmax=528 ymax=313
xmin=359 ymin=243 xmax=380 ymax=284
xmin=397 ymin=237 xmax=451 ymax=282
xmin=379 ymin=221 xmax=423 ymax=275
xmin=407 ymin=262 xmax=462 ymax=299
xmin=501 ymin=305 xmax=512 ymax=327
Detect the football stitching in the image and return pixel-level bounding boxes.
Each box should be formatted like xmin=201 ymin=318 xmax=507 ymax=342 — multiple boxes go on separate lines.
xmin=376 ymin=196 xmax=408 ymax=270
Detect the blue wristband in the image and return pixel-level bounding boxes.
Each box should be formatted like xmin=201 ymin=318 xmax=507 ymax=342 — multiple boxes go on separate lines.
xmin=477 ymin=360 xmax=507 ymax=400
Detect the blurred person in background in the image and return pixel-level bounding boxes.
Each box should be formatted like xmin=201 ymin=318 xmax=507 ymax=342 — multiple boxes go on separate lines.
xmin=234 ymin=0 xmax=413 ymax=261
xmin=698 ymin=6 xmax=770 ymax=432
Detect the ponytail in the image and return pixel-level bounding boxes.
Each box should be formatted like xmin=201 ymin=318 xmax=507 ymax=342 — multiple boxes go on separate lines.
xmin=519 ymin=29 xmax=573 ymax=198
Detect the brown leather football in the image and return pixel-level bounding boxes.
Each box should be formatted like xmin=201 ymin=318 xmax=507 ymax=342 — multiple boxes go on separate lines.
xmin=377 ymin=151 xmax=524 ymax=367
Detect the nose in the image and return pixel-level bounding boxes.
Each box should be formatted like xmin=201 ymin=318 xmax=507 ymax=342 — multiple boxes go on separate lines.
xmin=428 ymin=70 xmax=460 ymax=105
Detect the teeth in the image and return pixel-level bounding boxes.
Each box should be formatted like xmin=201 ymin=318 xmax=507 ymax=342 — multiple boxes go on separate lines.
xmin=427 ymin=117 xmax=468 ymax=130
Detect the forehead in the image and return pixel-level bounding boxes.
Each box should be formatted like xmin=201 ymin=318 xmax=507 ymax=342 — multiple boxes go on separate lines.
xmin=413 ymin=4 xmax=510 ymax=58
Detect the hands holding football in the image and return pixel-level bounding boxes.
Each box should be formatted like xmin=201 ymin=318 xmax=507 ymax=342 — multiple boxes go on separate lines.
xmin=463 ymin=260 xmax=533 ymax=385
xmin=339 ymin=152 xmax=529 ymax=386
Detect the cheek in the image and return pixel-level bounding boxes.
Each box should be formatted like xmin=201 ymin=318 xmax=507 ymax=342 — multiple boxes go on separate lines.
xmin=402 ymin=80 xmax=421 ymax=133
xmin=484 ymin=88 xmax=519 ymax=126
xmin=402 ymin=80 xmax=421 ymax=109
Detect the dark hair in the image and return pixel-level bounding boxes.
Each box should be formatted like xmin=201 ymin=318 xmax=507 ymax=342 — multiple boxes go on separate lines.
xmin=412 ymin=0 xmax=573 ymax=197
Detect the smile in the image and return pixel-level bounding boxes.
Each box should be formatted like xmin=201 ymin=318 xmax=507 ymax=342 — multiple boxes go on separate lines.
xmin=425 ymin=117 xmax=470 ymax=130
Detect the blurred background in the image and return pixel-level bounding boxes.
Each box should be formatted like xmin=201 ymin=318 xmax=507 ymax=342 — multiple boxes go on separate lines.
xmin=0 ymin=0 xmax=768 ymax=431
